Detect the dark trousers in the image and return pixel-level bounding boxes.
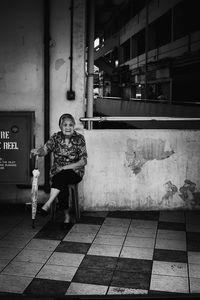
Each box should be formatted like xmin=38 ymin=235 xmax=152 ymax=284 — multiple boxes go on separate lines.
xmin=51 ymin=169 xmax=82 ymax=210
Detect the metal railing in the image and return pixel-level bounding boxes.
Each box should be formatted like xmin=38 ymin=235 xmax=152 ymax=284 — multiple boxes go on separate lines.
xmin=80 ymin=116 xmax=200 ymax=130
xmin=96 ymin=96 xmax=200 ymax=106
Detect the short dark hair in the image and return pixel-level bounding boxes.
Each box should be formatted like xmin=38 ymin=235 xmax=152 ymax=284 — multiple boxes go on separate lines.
xmin=59 ymin=114 xmax=76 ymax=126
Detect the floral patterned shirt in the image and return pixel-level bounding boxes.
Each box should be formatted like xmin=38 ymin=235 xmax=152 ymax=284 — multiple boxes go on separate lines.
xmin=42 ymin=130 xmax=87 ymax=178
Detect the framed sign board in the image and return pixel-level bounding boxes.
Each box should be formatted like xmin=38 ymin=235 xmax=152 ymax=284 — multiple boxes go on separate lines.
xmin=0 ymin=111 xmax=34 ymax=184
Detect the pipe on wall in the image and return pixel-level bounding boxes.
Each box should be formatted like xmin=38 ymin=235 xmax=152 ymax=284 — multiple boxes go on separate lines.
xmin=144 ymin=0 xmax=149 ymax=100
xmin=43 ymin=0 xmax=50 ymax=193
xmin=67 ymin=0 xmax=75 ymax=100
xmin=86 ymin=0 xmax=95 ymax=128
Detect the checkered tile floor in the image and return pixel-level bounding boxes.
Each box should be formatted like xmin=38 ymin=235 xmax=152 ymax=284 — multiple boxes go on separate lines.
xmin=0 ymin=207 xmax=200 ymax=297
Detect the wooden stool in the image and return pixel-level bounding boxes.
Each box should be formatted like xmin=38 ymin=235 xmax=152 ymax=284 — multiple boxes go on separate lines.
xmin=51 ymin=184 xmax=80 ymax=222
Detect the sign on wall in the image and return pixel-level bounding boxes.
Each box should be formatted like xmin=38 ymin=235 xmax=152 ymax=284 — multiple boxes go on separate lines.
xmin=0 ymin=112 xmax=34 ymax=184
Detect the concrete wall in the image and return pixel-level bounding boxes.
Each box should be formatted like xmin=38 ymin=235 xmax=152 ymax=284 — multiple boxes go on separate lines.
xmin=0 ymin=0 xmax=44 ymax=202
xmin=82 ymin=129 xmax=200 ymax=210
xmin=0 ymin=0 xmax=86 ymax=203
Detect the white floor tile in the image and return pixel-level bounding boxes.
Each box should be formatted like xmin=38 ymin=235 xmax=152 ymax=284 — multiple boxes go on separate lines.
xmin=0 ymin=237 xmax=31 ymax=249
xmin=130 ymin=220 xmax=158 ymax=229
xmin=66 ymin=282 xmax=108 ymax=295
xmin=152 ymin=261 xmax=188 ymax=277
xmin=88 ymin=243 xmax=122 ymax=257
xmin=157 ymin=229 xmax=186 ymax=241
xmin=150 ymin=274 xmax=189 ymax=293
xmin=190 ymin=277 xmax=200 ymax=293
xmin=63 ymin=232 xmax=96 ymax=243
xmin=25 ymin=238 xmax=60 ymax=251
xmin=124 ymin=236 xmax=155 ymax=248
xmin=0 ymin=229 xmax=10 ymax=238
xmin=69 ymin=224 xmax=100 ymax=234
xmin=127 ymin=227 xmax=156 ymax=238
xmin=159 ymin=211 xmax=185 ymax=223
xmin=47 ymin=252 xmax=84 ymax=267
xmin=155 ymin=238 xmax=186 ymax=251
xmin=0 ymin=274 xmax=33 ymax=294
xmin=189 ymin=264 xmax=200 ymax=279
xmin=0 ymin=247 xmax=21 ymax=260
xmin=5 ymin=230 xmax=38 ymax=240
xmin=14 ymin=249 xmax=52 ymax=263
xmin=0 ymin=259 xmax=9 ymax=272
xmin=98 ymin=225 xmax=128 ymax=236
xmin=188 ymin=252 xmax=200 ymax=264
xmin=2 ymin=261 xmax=43 ymax=277
xmin=108 ymin=286 xmax=148 ymax=295
xmin=120 ymin=246 xmax=153 ymax=260
xmin=93 ymin=234 xmax=125 ymax=246
xmin=37 ymin=264 xmax=77 ymax=281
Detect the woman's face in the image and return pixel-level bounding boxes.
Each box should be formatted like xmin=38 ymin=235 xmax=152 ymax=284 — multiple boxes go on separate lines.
xmin=60 ymin=118 xmax=75 ymax=136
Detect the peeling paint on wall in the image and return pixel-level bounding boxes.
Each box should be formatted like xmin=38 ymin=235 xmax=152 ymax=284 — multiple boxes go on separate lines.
xmin=179 ymin=179 xmax=200 ymax=208
xmin=146 ymin=195 xmax=155 ymax=207
xmin=55 ymin=58 xmax=65 ymax=70
xmin=160 ymin=181 xmax=178 ymax=206
xmin=125 ymin=138 xmax=174 ymax=174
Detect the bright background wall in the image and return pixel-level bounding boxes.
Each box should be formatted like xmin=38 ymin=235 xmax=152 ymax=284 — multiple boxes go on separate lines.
xmin=0 ymin=0 xmax=86 ymax=203
xmin=81 ymin=129 xmax=200 ymax=210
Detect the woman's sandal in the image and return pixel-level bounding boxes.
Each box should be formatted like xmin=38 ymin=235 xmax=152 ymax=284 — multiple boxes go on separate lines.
xmin=38 ymin=208 xmax=49 ymax=217
xmin=60 ymin=222 xmax=72 ymax=230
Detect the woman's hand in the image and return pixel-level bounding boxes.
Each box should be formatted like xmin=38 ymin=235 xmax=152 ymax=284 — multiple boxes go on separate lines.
xmin=57 ymin=165 xmax=71 ymax=172
xmin=30 ymin=146 xmax=46 ymax=158
xmin=57 ymin=158 xmax=86 ymax=172
xmin=30 ymin=148 xmax=39 ymax=158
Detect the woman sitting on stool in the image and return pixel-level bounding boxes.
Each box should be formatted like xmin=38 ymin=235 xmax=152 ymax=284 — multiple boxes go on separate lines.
xmin=30 ymin=113 xmax=87 ymax=229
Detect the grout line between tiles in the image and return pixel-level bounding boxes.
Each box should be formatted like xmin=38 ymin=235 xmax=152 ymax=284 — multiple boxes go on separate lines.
xmin=105 ymin=216 xmax=136 ymax=294
xmin=0 ymin=233 xmax=39 ymax=274
xmin=67 ymin=220 xmax=104 ymax=286
xmin=147 ymin=213 xmax=159 ymax=294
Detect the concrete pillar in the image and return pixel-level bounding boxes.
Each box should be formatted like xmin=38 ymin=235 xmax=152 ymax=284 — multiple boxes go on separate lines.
xmin=50 ymin=0 xmax=86 ymax=132
xmin=86 ymin=0 xmax=95 ymax=127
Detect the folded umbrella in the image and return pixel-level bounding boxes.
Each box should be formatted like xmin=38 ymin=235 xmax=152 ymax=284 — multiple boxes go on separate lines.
xmin=31 ymin=155 xmax=40 ymax=228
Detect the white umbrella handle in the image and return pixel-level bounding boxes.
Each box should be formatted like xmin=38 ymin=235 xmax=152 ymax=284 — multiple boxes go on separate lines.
xmin=35 ymin=155 xmax=39 ymax=169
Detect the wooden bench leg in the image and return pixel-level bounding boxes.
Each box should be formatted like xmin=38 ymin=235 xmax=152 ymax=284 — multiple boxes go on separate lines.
xmin=69 ymin=184 xmax=80 ymax=222
xmin=51 ymin=184 xmax=80 ymax=223
xmin=51 ymin=199 xmax=57 ymax=222
xmin=74 ymin=185 xmax=80 ymax=221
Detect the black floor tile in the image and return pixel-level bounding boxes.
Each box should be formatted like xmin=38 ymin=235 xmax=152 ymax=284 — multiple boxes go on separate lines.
xmin=107 ymin=211 xmax=141 ymax=219
xmin=24 ymin=278 xmax=69 ymax=296
xmin=38 ymin=221 xmax=65 ymax=230
xmin=153 ymin=249 xmax=187 ymax=263
xmin=77 ymin=215 xmax=105 ymax=225
xmin=107 ymin=210 xmax=160 ymax=220
xmin=187 ymin=232 xmax=200 ymax=251
xmin=79 ymin=255 xmax=118 ymax=270
xmin=34 ymin=230 xmax=67 ymax=240
xmin=111 ymin=270 xmax=151 ymax=290
xmin=55 ymin=241 xmax=91 ymax=254
xmin=0 ymin=203 xmax=27 ymax=214
xmin=129 ymin=211 xmax=160 ymax=220
xmin=116 ymin=257 xmax=152 ymax=273
xmin=72 ymin=267 xmax=114 ymax=285
xmin=158 ymin=221 xmax=186 ymax=231
xmin=149 ymin=290 xmax=190 ymax=296
xmin=34 ymin=221 xmax=71 ymax=240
